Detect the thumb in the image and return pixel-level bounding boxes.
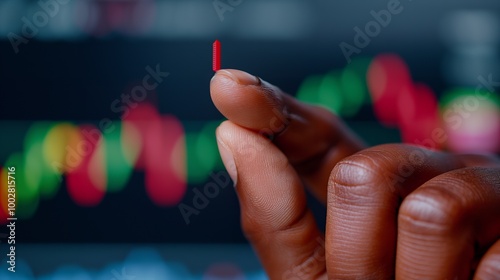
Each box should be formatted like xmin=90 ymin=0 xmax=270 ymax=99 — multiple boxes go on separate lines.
xmin=216 ymin=120 xmax=327 ymax=280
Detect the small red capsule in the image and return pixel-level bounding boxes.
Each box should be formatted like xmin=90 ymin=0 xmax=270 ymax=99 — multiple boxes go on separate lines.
xmin=213 ymin=40 xmax=221 ymax=72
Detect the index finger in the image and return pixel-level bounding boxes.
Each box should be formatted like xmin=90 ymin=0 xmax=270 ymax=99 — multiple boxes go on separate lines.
xmin=210 ymin=69 xmax=365 ymax=202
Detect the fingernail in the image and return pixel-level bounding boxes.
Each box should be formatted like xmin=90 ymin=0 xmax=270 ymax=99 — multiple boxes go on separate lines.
xmin=216 ymin=69 xmax=261 ymax=86
xmin=216 ymin=139 xmax=238 ymax=186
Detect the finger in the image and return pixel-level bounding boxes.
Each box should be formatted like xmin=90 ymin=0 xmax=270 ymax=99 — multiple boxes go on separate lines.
xmin=326 ymin=144 xmax=466 ymax=279
xmin=457 ymin=153 xmax=500 ymax=167
xmin=211 ymin=69 xmax=365 ymax=203
xmin=216 ymin=121 xmax=327 ymax=280
xmin=475 ymin=239 xmax=500 ymax=279
xmin=397 ymin=167 xmax=500 ymax=279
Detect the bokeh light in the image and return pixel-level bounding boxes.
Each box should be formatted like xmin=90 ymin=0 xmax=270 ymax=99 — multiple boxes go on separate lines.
xmin=339 ymin=57 xmax=371 ymax=117
xmin=398 ymin=83 xmax=440 ymax=146
xmin=203 ymin=263 xmax=246 ymax=280
xmin=122 ymin=103 xmax=161 ymax=170
xmin=66 ymin=125 xmax=106 ymax=207
xmin=296 ymin=57 xmax=372 ymax=117
xmin=296 ymin=74 xmax=323 ymax=108
xmin=121 ymin=121 xmax=142 ymax=168
xmin=317 ymin=71 xmax=343 ymax=114
xmin=43 ymin=122 xmax=84 ymax=174
xmin=47 ymin=266 xmax=93 ymax=280
xmin=103 ymin=122 xmax=135 ymax=193
xmin=1 ymin=54 xmax=497 ymax=221
xmin=122 ymin=247 xmax=188 ymax=279
xmin=296 ymin=71 xmax=344 ymax=115
xmin=75 ymin=0 xmax=156 ymax=37
xmin=441 ymin=88 xmax=500 ymax=153
xmin=367 ymin=54 xmax=413 ymax=126
xmin=187 ymin=121 xmax=223 ymax=184
xmin=127 ymin=102 xmax=189 ymax=207
xmin=145 ymin=115 xmax=187 ymax=206
xmin=25 ymin=123 xmax=62 ymax=199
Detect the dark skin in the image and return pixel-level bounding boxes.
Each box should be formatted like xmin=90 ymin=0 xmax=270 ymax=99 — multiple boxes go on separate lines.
xmin=210 ymin=69 xmax=500 ymax=279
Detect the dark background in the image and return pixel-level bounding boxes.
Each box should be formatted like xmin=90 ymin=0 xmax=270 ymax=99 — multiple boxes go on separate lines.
xmin=0 ymin=0 xmax=499 ymax=278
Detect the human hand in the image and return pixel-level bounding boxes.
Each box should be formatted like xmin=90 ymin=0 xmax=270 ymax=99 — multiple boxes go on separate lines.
xmin=210 ymin=69 xmax=500 ymax=279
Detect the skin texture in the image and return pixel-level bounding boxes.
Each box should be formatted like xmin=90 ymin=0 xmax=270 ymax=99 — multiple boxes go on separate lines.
xmin=210 ymin=69 xmax=500 ymax=280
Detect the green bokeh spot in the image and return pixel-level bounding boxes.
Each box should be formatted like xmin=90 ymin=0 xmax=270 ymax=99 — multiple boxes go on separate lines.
xmin=339 ymin=68 xmax=367 ymax=117
xmin=200 ymin=121 xmax=224 ymax=170
xmin=186 ymin=132 xmax=209 ymax=184
xmin=296 ymin=75 xmax=322 ymax=105
xmin=318 ymin=72 xmax=343 ymax=114
xmin=23 ymin=121 xmax=62 ymax=197
xmin=440 ymin=88 xmax=500 ymax=110
xmin=104 ymin=122 xmax=134 ymax=193
xmin=186 ymin=120 xmax=225 ymax=184
xmin=24 ymin=143 xmax=59 ymax=199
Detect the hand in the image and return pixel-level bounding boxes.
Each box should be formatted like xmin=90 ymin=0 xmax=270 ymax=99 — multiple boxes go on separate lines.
xmin=210 ymin=69 xmax=500 ymax=279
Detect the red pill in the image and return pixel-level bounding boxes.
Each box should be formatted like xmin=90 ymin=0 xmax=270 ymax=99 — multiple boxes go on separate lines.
xmin=213 ymin=40 xmax=221 ymax=72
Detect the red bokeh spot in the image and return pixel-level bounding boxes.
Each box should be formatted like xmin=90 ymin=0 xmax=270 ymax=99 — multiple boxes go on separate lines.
xmin=144 ymin=115 xmax=186 ymax=206
xmin=123 ymin=103 xmax=161 ymax=170
xmin=367 ymin=54 xmax=413 ymax=127
xmin=123 ymin=103 xmax=187 ymax=206
xmin=66 ymin=125 xmax=106 ymax=207
xmin=398 ymin=83 xmax=440 ymax=147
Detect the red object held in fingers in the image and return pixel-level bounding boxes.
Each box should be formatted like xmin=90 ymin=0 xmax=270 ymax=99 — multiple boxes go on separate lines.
xmin=213 ymin=40 xmax=221 ymax=72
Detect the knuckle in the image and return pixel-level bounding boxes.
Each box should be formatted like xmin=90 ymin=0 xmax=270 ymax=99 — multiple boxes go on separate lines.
xmin=328 ymin=154 xmax=380 ymax=203
xmin=329 ymin=154 xmax=399 ymax=211
xmin=399 ymin=180 xmax=466 ymax=233
xmin=328 ymin=147 xmax=399 ymax=196
xmin=330 ymin=153 xmax=382 ymax=188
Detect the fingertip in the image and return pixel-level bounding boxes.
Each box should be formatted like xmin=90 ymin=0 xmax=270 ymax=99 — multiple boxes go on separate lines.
xmin=215 ymin=120 xmax=270 ymax=164
xmin=214 ymin=120 xmax=234 ymax=144
xmin=210 ymin=69 xmax=262 ymax=105
xmin=210 ymin=69 xmax=287 ymax=131
xmin=212 ymin=69 xmax=261 ymax=86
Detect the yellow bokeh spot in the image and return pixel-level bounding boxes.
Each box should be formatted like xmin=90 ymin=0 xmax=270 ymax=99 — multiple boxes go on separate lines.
xmin=43 ymin=123 xmax=83 ymax=174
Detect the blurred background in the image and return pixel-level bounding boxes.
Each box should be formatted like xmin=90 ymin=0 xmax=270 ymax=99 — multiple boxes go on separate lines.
xmin=0 ymin=0 xmax=499 ymax=279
